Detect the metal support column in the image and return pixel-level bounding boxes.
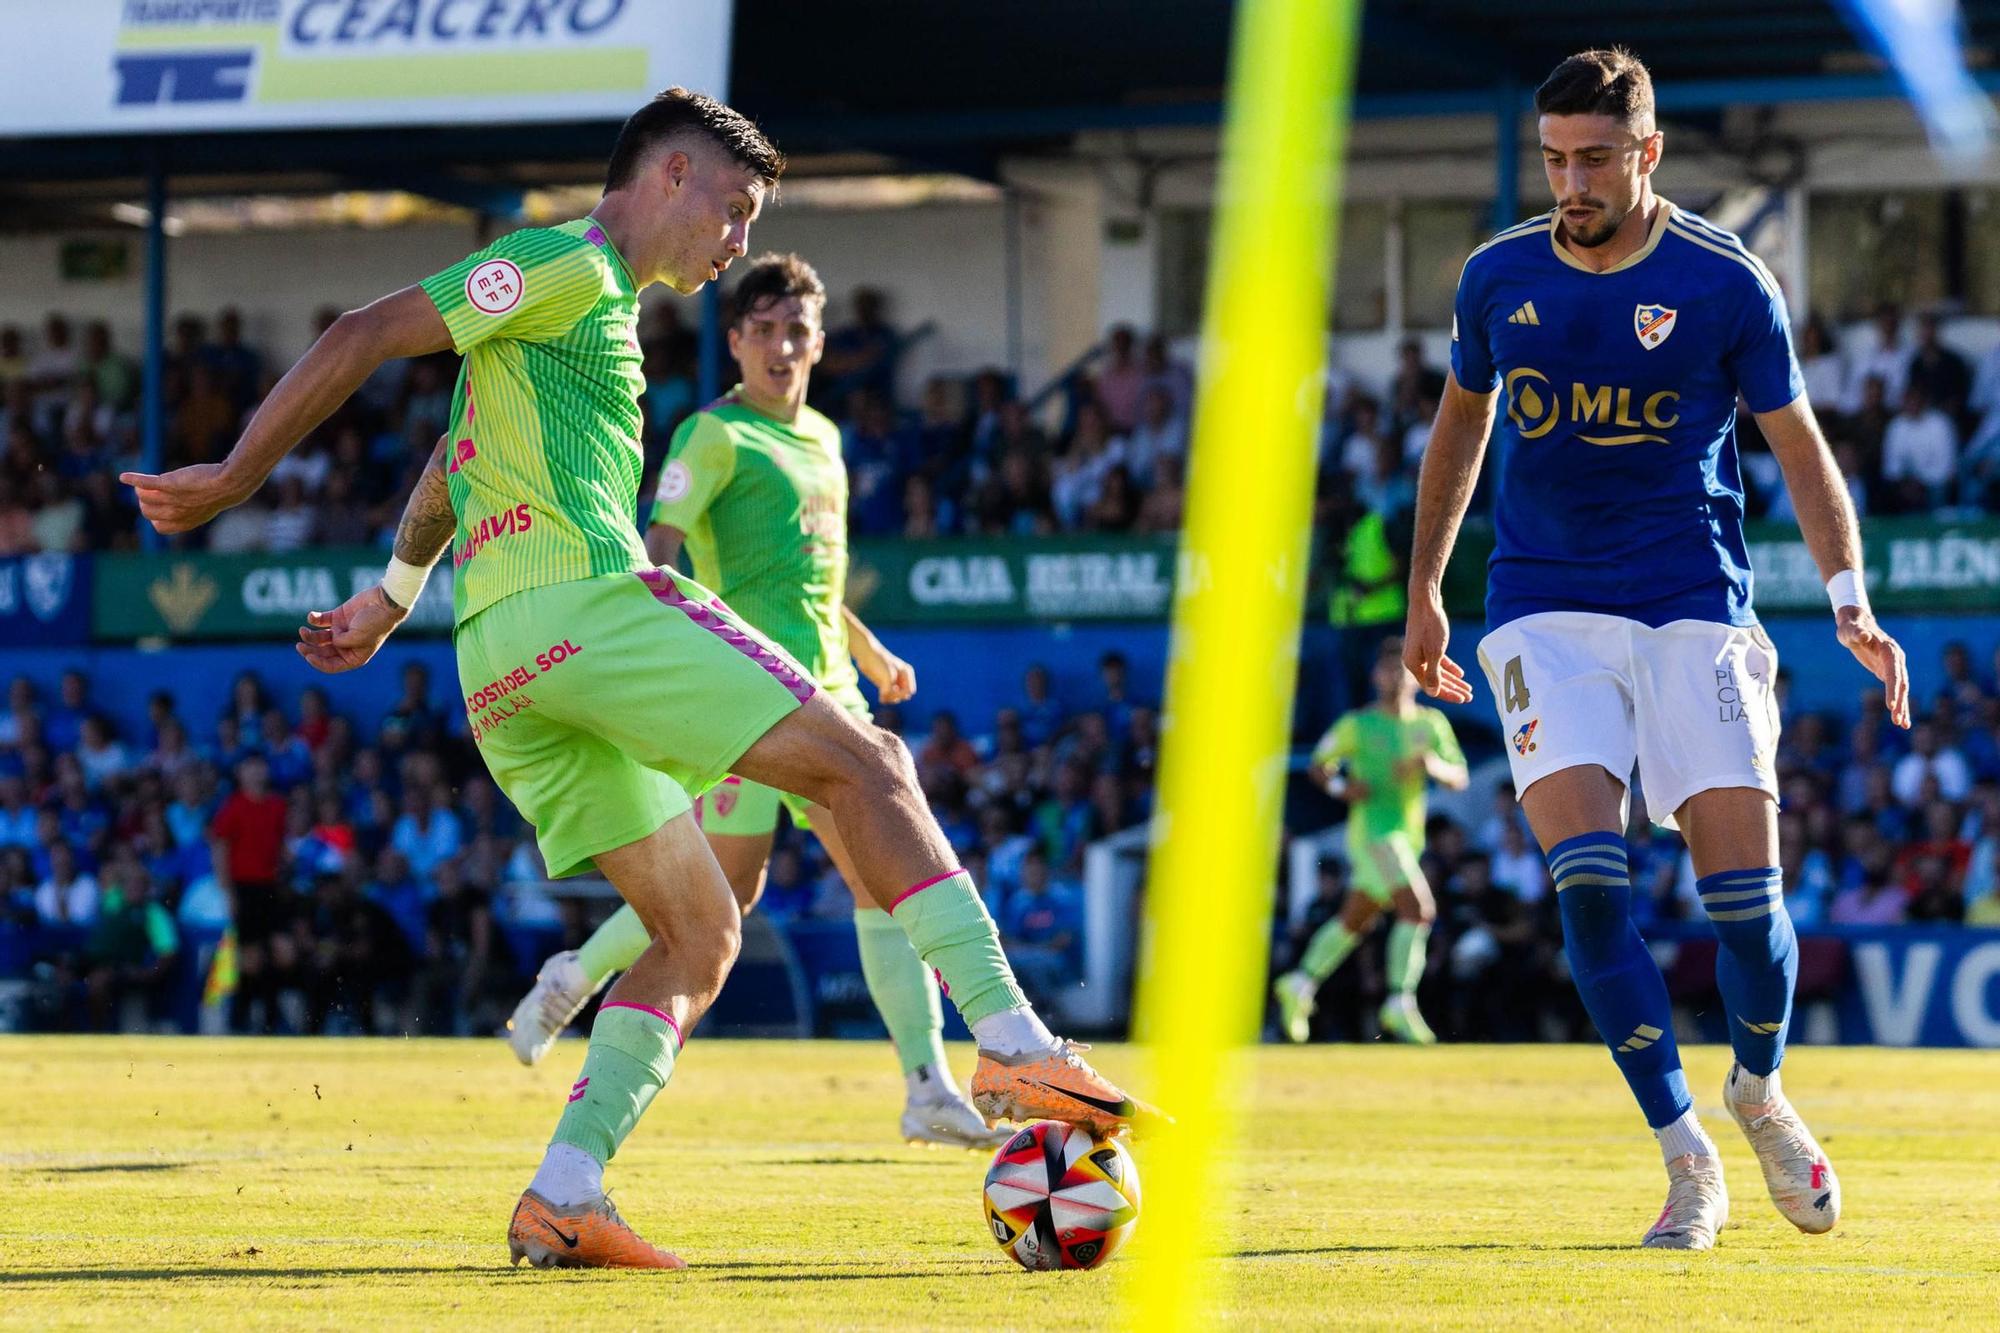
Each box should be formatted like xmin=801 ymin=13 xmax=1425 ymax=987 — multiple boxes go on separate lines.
xmin=140 ymin=150 xmax=169 ymax=551
xmin=1493 ymin=76 xmax=1523 ymax=233
xmin=1003 ymin=188 xmax=1025 ymax=381
xmin=697 ymin=282 xmax=723 ymax=405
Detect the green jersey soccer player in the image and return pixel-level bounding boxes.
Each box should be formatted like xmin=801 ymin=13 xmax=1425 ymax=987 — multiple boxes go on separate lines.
xmin=125 ymin=88 xmax=1155 ymax=1272
xmin=505 ymin=252 xmax=1006 ymax=1150
xmin=1274 ymin=636 xmax=1467 ymax=1045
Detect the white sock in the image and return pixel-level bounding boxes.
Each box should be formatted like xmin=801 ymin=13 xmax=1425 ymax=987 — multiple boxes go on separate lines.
xmin=970 ymin=1006 xmax=1061 ymax=1058
xmin=1656 ymin=1109 xmax=1717 ymax=1164
xmin=528 ymin=1142 xmax=603 ymax=1206
xmin=906 ymin=1062 xmax=962 ymax=1102
xmin=1730 ymin=1065 xmax=1781 ymax=1106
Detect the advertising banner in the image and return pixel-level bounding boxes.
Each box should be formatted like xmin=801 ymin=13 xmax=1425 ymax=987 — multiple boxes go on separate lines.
xmin=79 ymin=516 xmax=2000 ymax=640
xmin=94 ymin=547 xmax=453 ymax=639
xmin=1448 ymin=516 xmax=2000 ymax=618
xmin=1834 ymin=928 xmax=2000 ymax=1048
xmin=1 ymin=1 xmax=732 ymax=137
xmin=0 ymin=555 xmax=92 ymax=647
xmin=847 ymin=535 xmax=1182 ymax=625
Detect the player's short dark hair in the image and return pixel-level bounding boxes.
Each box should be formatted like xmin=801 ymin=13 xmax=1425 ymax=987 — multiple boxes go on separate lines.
xmin=605 ymin=87 xmax=785 ymax=192
xmin=729 ymin=252 xmax=825 ymax=325
xmin=1377 ymin=637 xmax=1406 ymax=667
xmin=1534 ymin=48 xmax=1655 ymax=127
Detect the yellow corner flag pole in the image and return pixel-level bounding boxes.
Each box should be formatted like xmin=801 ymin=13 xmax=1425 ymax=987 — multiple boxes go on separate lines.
xmin=1124 ymin=0 xmax=1356 ymax=1324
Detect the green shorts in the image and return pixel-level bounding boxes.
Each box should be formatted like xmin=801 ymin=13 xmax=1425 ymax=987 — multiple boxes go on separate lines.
xmin=454 ymin=568 xmax=814 ymax=878
xmin=696 ymin=682 xmax=870 ymax=837
xmin=1347 ymin=828 xmax=1424 ymax=905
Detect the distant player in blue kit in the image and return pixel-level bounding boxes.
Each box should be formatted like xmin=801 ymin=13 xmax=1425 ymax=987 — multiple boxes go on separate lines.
xmin=1403 ymin=49 xmax=1910 ymax=1250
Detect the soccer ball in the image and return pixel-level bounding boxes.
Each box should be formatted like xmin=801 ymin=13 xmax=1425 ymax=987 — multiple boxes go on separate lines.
xmin=982 ymin=1120 xmax=1141 ymax=1271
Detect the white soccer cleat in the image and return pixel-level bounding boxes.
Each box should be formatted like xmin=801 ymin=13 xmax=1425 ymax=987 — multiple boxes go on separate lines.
xmin=1641 ymin=1153 xmax=1729 ymax=1250
xmin=506 ymin=951 xmax=601 ymax=1067
xmin=1273 ymin=972 xmax=1317 ymax=1045
xmin=902 ymin=1090 xmax=1014 ymax=1149
xmin=1725 ymin=1063 xmax=1840 ymax=1234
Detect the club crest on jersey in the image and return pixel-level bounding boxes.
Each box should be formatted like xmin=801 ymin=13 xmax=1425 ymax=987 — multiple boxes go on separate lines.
xmin=1634 ymin=303 xmax=1677 ymax=350
xmin=1512 ymin=719 xmax=1539 ymax=756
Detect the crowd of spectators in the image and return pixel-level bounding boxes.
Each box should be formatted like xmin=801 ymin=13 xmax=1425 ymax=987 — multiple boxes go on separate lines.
xmin=1279 ymin=638 xmax=2000 ymax=1041
xmin=4 ymin=631 xmax=1995 ymax=1038
xmin=1784 ymin=305 xmax=2000 ymax=516
xmin=5 ymin=294 xmax=1998 ymax=560
xmin=3 ymin=287 xmax=1999 ymax=1040
xmin=0 ymin=662 xmax=523 ymax=1034
xmin=0 ymin=647 xmax=1162 ymax=1034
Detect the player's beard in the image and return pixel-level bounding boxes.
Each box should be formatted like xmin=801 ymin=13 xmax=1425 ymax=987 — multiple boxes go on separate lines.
xmin=1560 ymin=198 xmax=1624 ymax=248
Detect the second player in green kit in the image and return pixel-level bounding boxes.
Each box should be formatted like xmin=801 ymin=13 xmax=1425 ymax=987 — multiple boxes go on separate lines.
xmin=1276 ymin=638 xmax=1468 ymax=1045
xmin=504 ymin=253 xmax=1008 ymax=1150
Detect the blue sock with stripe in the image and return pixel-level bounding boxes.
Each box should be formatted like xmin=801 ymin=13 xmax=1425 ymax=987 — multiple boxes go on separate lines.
xmin=1695 ymin=866 xmax=1794 ymax=1077
xmin=1548 ymin=832 xmax=1692 ymax=1129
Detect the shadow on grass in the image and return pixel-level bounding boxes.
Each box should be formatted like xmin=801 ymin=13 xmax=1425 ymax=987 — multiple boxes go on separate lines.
xmin=1 ymin=1265 xmax=503 ymax=1283
xmin=1230 ymin=1242 xmax=1635 ymax=1258
xmin=3 ymin=1244 xmax=1645 ymax=1287
xmin=760 ymin=1157 xmax=960 ymax=1168
xmin=2 ymin=1257 xmax=1003 ymax=1285
xmin=40 ymin=1162 xmax=191 ymax=1175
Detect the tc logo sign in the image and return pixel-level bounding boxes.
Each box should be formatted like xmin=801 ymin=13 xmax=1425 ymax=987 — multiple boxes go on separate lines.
xmin=115 ymin=52 xmax=255 ymax=105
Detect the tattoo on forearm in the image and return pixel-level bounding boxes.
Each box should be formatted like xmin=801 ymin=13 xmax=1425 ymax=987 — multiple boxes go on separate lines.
xmin=393 ymin=438 xmax=455 ymax=567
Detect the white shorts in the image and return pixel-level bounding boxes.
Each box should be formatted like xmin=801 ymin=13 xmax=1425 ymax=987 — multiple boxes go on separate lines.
xmin=1475 ymin=612 xmax=1780 ymax=831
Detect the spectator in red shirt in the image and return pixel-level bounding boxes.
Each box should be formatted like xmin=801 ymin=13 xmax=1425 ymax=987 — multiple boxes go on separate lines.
xmin=1893 ymin=800 xmax=1972 ymax=898
xmin=916 ymin=710 xmax=979 ymax=784
xmin=209 ymin=754 xmax=292 ymax=1032
xmin=297 ymin=686 xmax=333 ymax=752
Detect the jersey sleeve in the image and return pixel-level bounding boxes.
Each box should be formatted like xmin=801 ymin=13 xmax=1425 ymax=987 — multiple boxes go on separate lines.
xmin=419 ymin=228 xmax=604 ymax=355
xmin=1726 ymin=268 xmax=1805 ymax=413
xmin=651 ymin=413 xmax=737 ymax=531
xmin=1449 ymin=258 xmax=1499 ymax=393
xmin=1310 ymin=716 xmax=1355 ymax=768
xmin=1424 ymin=708 xmax=1466 ymax=767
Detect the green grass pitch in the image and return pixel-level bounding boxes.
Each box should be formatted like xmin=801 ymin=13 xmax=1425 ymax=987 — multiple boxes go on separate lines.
xmin=4 ymin=1037 xmax=1996 ymax=1328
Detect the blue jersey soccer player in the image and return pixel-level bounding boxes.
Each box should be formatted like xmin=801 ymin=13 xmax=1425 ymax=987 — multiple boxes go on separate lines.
xmin=1403 ymin=49 xmax=1909 ymax=1251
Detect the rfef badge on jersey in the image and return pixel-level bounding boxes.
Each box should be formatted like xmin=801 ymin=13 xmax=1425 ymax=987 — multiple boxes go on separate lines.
xmin=1634 ymin=303 xmax=1677 ymax=349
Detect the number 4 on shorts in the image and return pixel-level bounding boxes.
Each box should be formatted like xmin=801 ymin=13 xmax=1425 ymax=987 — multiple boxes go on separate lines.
xmin=1502 ymin=655 xmax=1531 ymax=713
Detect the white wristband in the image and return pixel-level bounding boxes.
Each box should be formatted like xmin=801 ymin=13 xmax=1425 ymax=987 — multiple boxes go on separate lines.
xmin=1827 ymin=569 xmax=1868 ymax=614
xmin=381 ymin=557 xmax=431 ymax=611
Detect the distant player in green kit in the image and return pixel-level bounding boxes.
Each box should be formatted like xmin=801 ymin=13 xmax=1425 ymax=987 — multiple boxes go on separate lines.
xmin=124 ymin=88 xmax=1155 ymax=1271
xmin=1275 ymin=638 xmax=1468 ymax=1045
xmin=506 ymin=251 xmax=1008 ymax=1151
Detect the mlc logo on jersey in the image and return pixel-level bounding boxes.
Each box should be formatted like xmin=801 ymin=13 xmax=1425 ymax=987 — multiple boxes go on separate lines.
xmin=1503 ymin=367 xmax=1680 ymax=446
xmin=1635 ymin=303 xmax=1678 ymax=350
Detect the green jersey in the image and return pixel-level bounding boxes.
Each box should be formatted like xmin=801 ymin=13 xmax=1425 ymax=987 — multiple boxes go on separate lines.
xmin=1311 ymin=704 xmax=1464 ymax=847
xmin=651 ymin=391 xmax=857 ymax=697
xmin=419 ymin=220 xmax=649 ymax=625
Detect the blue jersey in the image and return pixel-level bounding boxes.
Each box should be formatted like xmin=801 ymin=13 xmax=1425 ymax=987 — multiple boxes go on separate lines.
xmin=1451 ymin=201 xmax=1803 ymax=630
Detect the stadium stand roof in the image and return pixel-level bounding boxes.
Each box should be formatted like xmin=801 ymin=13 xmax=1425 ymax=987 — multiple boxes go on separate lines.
xmin=5 ymin=0 xmax=2000 ymax=219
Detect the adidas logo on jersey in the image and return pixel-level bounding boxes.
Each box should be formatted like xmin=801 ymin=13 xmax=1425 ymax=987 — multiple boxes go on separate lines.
xmin=1507 ymin=301 xmax=1540 ymax=326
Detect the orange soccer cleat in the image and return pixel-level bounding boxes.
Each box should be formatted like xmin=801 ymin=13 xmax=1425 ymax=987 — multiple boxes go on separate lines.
xmin=970 ymin=1040 xmax=1168 ymax=1139
xmin=507 ymin=1189 xmax=686 ymax=1270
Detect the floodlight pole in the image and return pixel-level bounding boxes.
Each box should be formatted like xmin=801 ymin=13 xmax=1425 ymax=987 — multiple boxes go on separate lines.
xmin=140 ymin=148 xmax=169 ymax=552
xmin=698 ymin=283 xmax=723 ymax=405
xmin=1494 ymin=75 xmax=1523 ymax=233
xmin=1003 ymin=188 xmax=1024 ymax=380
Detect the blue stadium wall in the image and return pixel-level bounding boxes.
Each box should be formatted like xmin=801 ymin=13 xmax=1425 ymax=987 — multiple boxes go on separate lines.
xmin=4 ymin=613 xmax=1997 ymax=750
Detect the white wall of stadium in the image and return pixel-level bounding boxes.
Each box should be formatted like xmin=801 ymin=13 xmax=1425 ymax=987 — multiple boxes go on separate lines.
xmin=10 ymin=95 xmax=2000 ymax=405
xmin=0 ymin=194 xmax=1103 ymax=405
